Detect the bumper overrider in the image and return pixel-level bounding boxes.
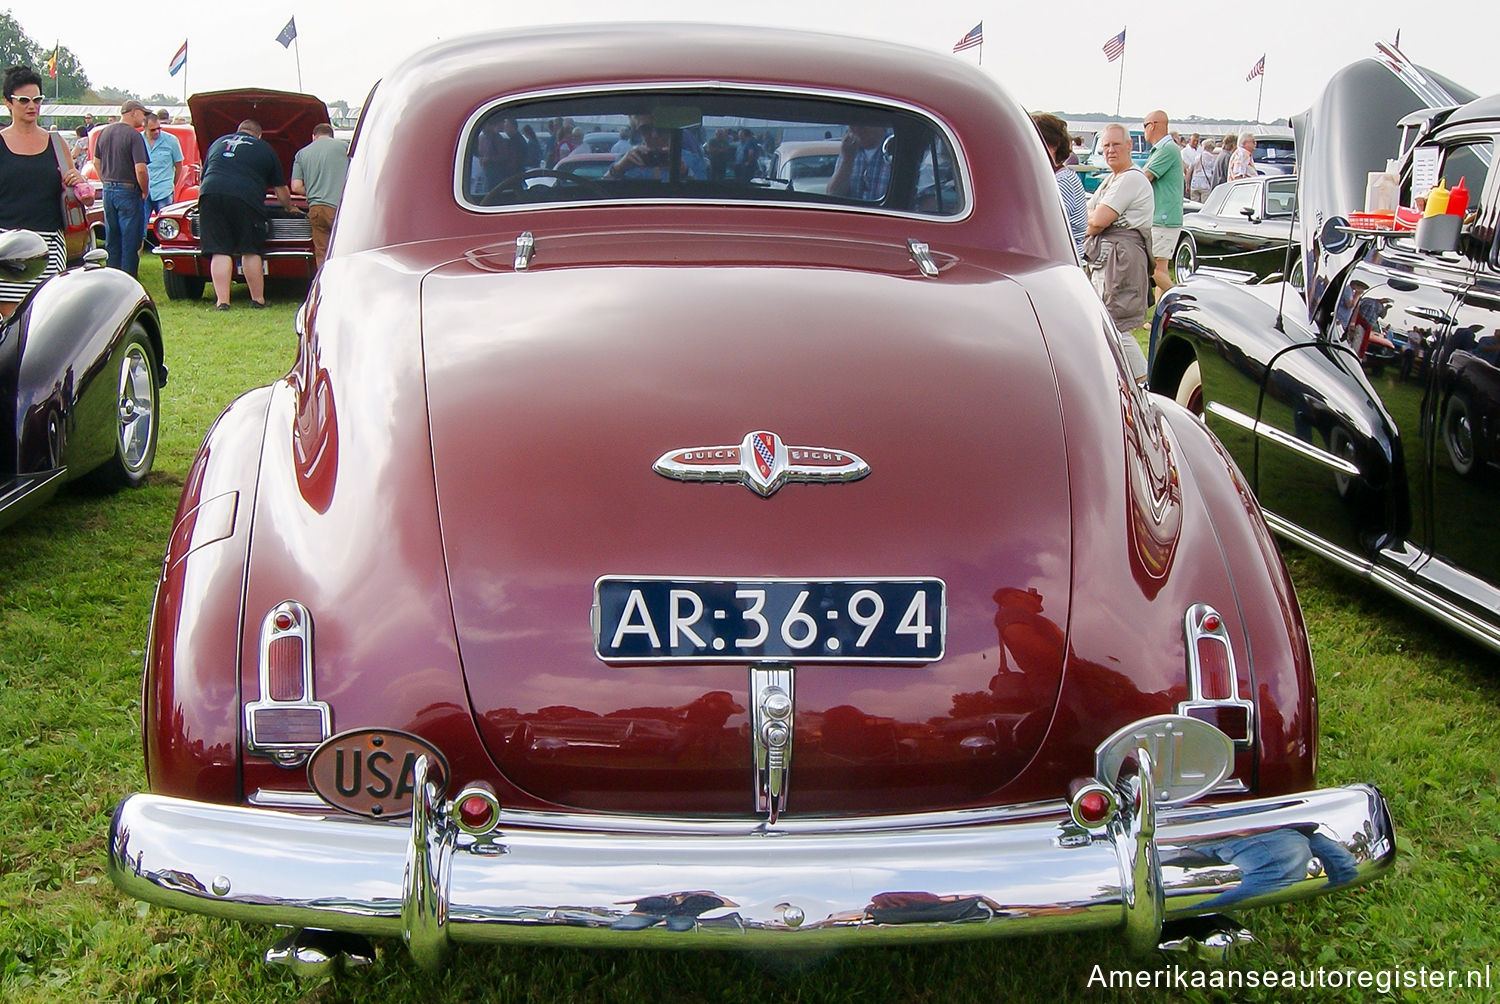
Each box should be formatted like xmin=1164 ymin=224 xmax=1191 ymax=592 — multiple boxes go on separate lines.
xmin=109 ymin=742 xmax=1395 ymax=970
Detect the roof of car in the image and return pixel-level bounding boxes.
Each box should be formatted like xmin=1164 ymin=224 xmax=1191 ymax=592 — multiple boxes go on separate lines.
xmin=334 ymin=22 xmax=1070 ymax=262
xmin=1435 ymin=92 xmax=1500 ymax=132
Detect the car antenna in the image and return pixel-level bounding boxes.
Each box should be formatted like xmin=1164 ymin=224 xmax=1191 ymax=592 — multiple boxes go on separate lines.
xmin=1274 ymin=208 xmax=1294 ymax=334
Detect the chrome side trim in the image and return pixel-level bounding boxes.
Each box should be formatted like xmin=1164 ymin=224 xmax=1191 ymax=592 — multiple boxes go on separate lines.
xmin=1264 ymin=513 xmax=1500 ymax=652
xmin=109 ymin=778 xmax=1394 ymax=962
xmin=1205 ymin=402 xmax=1361 ymax=477
xmin=249 ymin=789 xmax=329 ymax=809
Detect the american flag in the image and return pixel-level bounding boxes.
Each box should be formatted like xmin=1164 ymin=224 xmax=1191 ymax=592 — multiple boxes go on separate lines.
xmin=1102 ymin=29 xmax=1126 ymax=63
xmin=1246 ymin=54 xmax=1266 ymax=81
xmin=952 ymin=23 xmax=983 ymax=53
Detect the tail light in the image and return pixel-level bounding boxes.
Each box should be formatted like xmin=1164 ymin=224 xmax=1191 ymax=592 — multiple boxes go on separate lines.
xmin=245 ymin=600 xmax=331 ymax=766
xmin=1177 ymin=604 xmax=1253 ymax=746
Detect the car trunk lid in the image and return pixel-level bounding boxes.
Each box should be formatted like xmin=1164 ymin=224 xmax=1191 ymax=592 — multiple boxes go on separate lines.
xmin=420 ymin=231 xmax=1074 ymax=816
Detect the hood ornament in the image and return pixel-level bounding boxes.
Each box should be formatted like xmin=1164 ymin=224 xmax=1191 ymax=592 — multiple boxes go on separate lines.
xmin=654 ymin=431 xmax=869 ymax=497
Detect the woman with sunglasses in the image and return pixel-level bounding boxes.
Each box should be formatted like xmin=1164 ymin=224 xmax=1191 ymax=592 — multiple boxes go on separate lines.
xmin=2 ymin=65 xmax=93 ymax=319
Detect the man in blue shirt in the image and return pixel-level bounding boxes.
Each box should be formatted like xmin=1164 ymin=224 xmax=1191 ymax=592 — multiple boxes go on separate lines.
xmin=143 ymin=113 xmax=184 ymax=217
xmin=827 ymin=124 xmax=891 ymax=202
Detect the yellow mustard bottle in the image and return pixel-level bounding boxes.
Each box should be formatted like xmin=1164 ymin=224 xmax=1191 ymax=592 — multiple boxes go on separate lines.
xmin=1425 ymin=179 xmax=1450 ymax=217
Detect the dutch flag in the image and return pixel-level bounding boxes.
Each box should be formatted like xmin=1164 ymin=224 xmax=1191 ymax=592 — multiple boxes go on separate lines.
xmin=168 ymin=40 xmax=187 ymax=77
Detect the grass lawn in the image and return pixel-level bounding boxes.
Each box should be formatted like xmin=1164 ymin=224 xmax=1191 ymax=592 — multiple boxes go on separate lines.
xmin=0 ymin=263 xmax=1496 ymax=1002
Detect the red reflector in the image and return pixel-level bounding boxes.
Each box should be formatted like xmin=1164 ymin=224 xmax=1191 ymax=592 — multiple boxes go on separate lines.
xmin=1078 ymin=791 xmax=1110 ymax=823
xmin=1201 ymin=612 xmax=1221 ymax=633
xmin=1196 ymin=636 xmax=1233 ymax=701
xmin=459 ymin=794 xmax=495 ymax=830
xmin=267 ymin=636 xmax=305 ymax=701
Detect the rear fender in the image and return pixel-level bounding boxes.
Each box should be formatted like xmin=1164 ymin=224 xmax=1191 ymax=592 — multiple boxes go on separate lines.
xmin=145 ymin=387 xmax=271 ymax=800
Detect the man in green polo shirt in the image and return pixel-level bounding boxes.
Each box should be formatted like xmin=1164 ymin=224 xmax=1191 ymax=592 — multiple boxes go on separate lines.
xmin=290 ymin=123 xmax=350 ymax=271
xmin=1142 ymin=109 xmax=1182 ymax=295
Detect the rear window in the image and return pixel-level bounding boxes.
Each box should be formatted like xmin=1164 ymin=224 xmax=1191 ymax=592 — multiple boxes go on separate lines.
xmin=458 ymin=88 xmax=967 ymax=218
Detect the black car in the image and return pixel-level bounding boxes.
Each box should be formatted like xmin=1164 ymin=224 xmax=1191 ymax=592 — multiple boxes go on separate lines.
xmin=1175 ymin=174 xmax=1300 ymax=283
xmin=1148 ymin=46 xmax=1500 ymax=653
xmin=1 ymin=231 xmax=164 ymax=530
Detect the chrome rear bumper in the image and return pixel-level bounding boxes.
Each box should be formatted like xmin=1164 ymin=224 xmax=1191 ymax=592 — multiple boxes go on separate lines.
xmin=109 ymin=756 xmax=1393 ymax=969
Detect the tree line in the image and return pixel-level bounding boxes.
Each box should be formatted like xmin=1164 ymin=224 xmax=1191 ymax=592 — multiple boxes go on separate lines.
xmin=2 ymin=13 xmax=176 ymax=109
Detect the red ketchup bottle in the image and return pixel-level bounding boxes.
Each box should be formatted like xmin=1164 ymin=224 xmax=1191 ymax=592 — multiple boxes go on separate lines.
xmin=1446 ymin=177 xmax=1470 ymax=218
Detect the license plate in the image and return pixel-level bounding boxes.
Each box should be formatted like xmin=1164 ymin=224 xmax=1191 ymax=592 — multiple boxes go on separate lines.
xmin=594 ymin=577 xmax=945 ymax=663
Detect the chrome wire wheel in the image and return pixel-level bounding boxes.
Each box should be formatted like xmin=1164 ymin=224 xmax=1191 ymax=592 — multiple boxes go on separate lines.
xmin=85 ymin=320 xmax=159 ymax=490
xmin=117 ymin=341 xmax=156 ymax=475
xmin=1174 ymin=236 xmax=1196 ymax=279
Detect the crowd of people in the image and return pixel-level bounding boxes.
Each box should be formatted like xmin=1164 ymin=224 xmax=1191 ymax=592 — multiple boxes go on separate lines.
xmin=3 ymin=62 xmax=349 ymax=314
xmin=8 ymin=56 xmax=1252 ymax=347
xmin=1034 ymin=108 xmax=1262 ymax=382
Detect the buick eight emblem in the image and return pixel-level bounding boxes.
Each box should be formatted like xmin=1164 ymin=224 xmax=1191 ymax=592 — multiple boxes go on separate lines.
xmin=653 ymin=431 xmax=869 ymax=497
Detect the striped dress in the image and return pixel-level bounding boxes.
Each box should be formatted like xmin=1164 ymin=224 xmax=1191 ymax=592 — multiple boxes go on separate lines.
xmin=0 ymin=230 xmax=66 ymax=305
xmin=0 ymin=137 xmax=68 ymax=306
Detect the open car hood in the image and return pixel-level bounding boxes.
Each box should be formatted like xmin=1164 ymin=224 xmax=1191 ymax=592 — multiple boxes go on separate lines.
xmin=417 ymin=233 xmax=1076 ymax=816
xmin=188 ymin=88 xmax=330 ymax=182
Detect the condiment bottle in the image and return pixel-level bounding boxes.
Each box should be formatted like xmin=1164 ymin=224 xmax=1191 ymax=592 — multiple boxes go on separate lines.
xmin=1446 ymin=177 xmax=1469 ymax=218
xmin=1424 ymin=179 xmax=1450 ymax=217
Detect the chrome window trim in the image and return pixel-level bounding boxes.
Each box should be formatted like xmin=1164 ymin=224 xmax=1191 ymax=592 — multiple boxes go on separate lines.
xmin=1205 ymin=401 xmax=1361 ymax=476
xmin=452 ymin=81 xmax=974 ymax=224
xmin=1265 ymin=512 xmax=1500 ymax=653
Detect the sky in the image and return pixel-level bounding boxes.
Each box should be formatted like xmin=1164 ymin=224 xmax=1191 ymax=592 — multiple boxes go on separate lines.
xmin=12 ymin=2 xmax=1500 ymax=125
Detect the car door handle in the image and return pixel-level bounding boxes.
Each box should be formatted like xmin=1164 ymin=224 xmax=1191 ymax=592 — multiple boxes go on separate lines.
xmin=1405 ymin=305 xmax=1452 ymax=324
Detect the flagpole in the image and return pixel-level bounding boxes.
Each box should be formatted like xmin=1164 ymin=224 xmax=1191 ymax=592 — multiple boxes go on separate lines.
xmin=1116 ymin=32 xmax=1126 ymax=117
xmin=1256 ymin=70 xmax=1264 ymax=123
xmin=294 ymin=36 xmax=303 ymax=92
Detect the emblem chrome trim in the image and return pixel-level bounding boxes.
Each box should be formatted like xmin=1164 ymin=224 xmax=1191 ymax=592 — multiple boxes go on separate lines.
xmin=750 ymin=664 xmax=795 ymax=823
xmin=653 ymin=431 xmax=870 ymax=497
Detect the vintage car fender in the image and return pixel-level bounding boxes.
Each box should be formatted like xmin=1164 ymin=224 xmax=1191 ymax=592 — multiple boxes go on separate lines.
xmin=1150 ymin=277 xmax=1405 ymax=554
xmin=2 ymin=256 xmax=163 ymax=527
xmin=1021 ymin=264 xmax=1315 ymax=800
xmin=144 ymin=386 xmax=271 ymax=800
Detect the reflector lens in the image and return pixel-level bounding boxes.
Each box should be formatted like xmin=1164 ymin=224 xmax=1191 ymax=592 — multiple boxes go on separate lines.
xmin=267 ymin=636 xmax=305 ymax=701
xmin=1078 ymin=790 xmax=1109 ymax=823
xmin=1195 ymin=636 xmax=1233 ymax=701
xmin=459 ymin=794 xmax=495 ymax=831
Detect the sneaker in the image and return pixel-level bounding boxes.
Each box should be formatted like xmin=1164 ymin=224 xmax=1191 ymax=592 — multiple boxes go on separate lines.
xmin=215 ymin=303 xmax=230 ymax=311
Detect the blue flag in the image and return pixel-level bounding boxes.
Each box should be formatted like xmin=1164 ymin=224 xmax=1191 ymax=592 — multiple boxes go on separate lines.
xmin=276 ymin=16 xmax=297 ymax=48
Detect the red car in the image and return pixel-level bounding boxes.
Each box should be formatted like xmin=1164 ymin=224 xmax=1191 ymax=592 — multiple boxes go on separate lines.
xmin=151 ymin=88 xmax=329 ymax=300
xmin=107 ymin=24 xmax=1393 ymax=975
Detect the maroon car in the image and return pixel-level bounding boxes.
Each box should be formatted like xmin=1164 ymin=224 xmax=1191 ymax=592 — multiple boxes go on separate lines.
xmin=151 ymin=88 xmax=329 ymax=300
xmin=108 ymin=24 xmax=1393 ymax=975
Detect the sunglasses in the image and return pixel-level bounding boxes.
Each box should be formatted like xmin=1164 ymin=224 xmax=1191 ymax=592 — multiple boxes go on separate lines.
xmin=8 ymin=94 xmax=44 ymax=106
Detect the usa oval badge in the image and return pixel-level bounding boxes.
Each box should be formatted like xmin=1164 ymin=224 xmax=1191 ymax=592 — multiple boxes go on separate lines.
xmin=307 ymin=728 xmax=449 ymax=819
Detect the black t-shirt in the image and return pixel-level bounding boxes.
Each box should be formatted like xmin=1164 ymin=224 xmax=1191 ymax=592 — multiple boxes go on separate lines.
xmin=0 ymin=140 xmax=64 ymax=231
xmin=199 ymin=133 xmax=286 ymax=208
